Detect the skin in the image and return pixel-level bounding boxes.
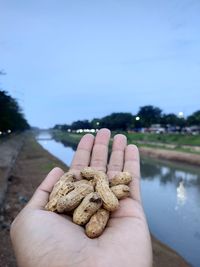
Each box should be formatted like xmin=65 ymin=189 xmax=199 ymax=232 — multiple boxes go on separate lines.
xmin=10 ymin=128 xmax=152 ymax=267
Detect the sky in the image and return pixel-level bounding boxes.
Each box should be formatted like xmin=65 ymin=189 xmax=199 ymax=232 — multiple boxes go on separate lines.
xmin=0 ymin=0 xmax=200 ymax=128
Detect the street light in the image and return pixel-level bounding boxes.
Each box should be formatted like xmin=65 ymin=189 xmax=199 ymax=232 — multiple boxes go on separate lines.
xmin=178 ymin=112 xmax=184 ymax=118
xmin=136 ymin=116 xmax=140 ymax=121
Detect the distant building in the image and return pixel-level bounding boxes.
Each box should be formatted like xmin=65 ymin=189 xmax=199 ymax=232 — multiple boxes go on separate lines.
xmin=182 ymin=126 xmax=200 ymax=135
xmin=149 ymin=124 xmax=165 ymax=134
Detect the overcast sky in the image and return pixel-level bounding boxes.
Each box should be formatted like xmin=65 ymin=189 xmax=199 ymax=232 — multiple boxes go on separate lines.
xmin=0 ymin=0 xmax=200 ymax=128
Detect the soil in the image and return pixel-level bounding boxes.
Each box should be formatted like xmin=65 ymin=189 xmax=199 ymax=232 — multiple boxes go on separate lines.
xmin=139 ymin=146 xmax=200 ymax=167
xmin=0 ymin=135 xmax=190 ymax=267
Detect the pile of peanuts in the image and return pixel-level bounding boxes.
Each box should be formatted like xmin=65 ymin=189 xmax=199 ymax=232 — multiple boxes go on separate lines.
xmin=45 ymin=167 xmax=132 ymax=238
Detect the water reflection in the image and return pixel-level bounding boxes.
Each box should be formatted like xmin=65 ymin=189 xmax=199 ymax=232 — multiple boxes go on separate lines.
xmin=53 ymin=135 xmax=78 ymax=151
xmin=36 ymin=131 xmax=75 ymax=166
xmin=141 ymin=157 xmax=200 ymax=266
xmin=141 ymin=157 xmax=200 ymax=189
xmin=176 ymin=180 xmax=187 ymax=207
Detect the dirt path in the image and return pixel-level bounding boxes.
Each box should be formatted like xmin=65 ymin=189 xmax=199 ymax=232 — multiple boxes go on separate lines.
xmin=0 ymin=136 xmax=67 ymax=267
xmin=0 ymin=135 xmax=24 ymax=207
xmin=0 ymin=136 xmax=190 ymax=267
xmin=139 ymin=146 xmax=200 ymax=167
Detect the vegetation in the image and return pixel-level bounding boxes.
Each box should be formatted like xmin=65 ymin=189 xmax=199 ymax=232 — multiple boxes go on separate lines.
xmin=126 ymin=132 xmax=200 ymax=146
xmin=100 ymin=113 xmax=133 ymax=130
xmin=53 ymin=131 xmax=83 ymax=150
xmin=53 ymin=130 xmax=200 ymax=156
xmin=187 ymin=111 xmax=200 ymax=126
xmin=136 ymin=105 xmax=162 ymax=127
xmin=54 ymin=105 xmax=200 ymax=132
xmin=54 ymin=130 xmax=200 ymax=147
xmin=0 ymin=90 xmax=30 ymax=133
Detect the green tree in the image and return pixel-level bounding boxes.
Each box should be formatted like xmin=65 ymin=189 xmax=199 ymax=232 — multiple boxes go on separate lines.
xmin=137 ymin=105 xmax=162 ymax=127
xmin=100 ymin=113 xmax=133 ymax=130
xmin=0 ymin=90 xmax=29 ymax=132
xmin=161 ymin=113 xmax=179 ymax=126
xmin=71 ymin=120 xmax=91 ymax=130
xmin=90 ymin=118 xmax=101 ymax=129
xmin=187 ymin=110 xmax=200 ymax=126
xmin=176 ymin=117 xmax=186 ymax=128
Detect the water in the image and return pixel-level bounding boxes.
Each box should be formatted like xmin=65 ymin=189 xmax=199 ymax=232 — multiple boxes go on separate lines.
xmin=36 ymin=131 xmax=74 ymax=166
xmin=36 ymin=132 xmax=200 ymax=266
xmin=141 ymin=157 xmax=200 ymax=266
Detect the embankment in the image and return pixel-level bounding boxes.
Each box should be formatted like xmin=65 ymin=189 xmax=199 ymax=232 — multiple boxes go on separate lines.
xmin=53 ymin=131 xmax=200 ymax=167
xmin=0 ymin=135 xmax=24 ymax=208
xmin=139 ymin=146 xmax=200 ymax=166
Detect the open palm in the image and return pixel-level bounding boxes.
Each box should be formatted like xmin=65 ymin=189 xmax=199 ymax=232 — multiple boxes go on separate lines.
xmin=11 ymin=129 xmax=152 ymax=267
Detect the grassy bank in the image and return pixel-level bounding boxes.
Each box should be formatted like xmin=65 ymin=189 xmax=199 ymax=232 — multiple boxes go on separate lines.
xmin=53 ymin=131 xmax=83 ymax=150
xmin=126 ymin=132 xmax=200 ymax=146
xmin=53 ymin=130 xmax=200 ymax=154
xmin=51 ymin=130 xmax=200 ymax=166
xmin=126 ymin=132 xmax=200 ymax=154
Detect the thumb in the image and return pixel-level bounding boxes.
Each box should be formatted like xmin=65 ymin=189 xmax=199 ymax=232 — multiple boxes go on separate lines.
xmin=28 ymin=167 xmax=64 ymax=209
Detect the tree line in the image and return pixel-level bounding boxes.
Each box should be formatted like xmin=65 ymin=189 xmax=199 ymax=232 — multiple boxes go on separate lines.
xmin=54 ymin=105 xmax=200 ymax=131
xmin=0 ymin=90 xmax=30 ymax=133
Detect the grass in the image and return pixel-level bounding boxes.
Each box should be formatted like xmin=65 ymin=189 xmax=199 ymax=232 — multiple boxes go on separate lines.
xmin=52 ymin=131 xmax=83 ymax=150
xmin=133 ymin=142 xmax=200 ymax=155
xmin=126 ymin=132 xmax=200 ymax=146
xmin=52 ymin=130 xmax=200 ymax=155
xmin=126 ymin=132 xmax=200 ymax=155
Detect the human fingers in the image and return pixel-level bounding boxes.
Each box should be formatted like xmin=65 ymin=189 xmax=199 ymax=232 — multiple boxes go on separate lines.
xmin=90 ymin=128 xmax=111 ymax=172
xmin=123 ymin=144 xmax=141 ymax=203
xmin=107 ymin=134 xmax=127 ymax=179
xmin=70 ymin=134 xmax=95 ymax=178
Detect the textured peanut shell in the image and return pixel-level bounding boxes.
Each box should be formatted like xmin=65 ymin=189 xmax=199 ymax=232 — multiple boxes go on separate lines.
xmin=74 ymin=179 xmax=90 ymax=186
xmin=59 ymin=172 xmax=75 ymax=182
xmin=85 ymin=208 xmax=109 ymax=238
xmin=45 ymin=172 xmax=75 ymax=211
xmin=111 ymin=184 xmax=130 ymax=199
xmin=94 ymin=171 xmax=109 ymax=185
xmin=81 ymin=168 xmax=107 ymax=186
xmin=45 ymin=198 xmax=57 ymax=212
xmin=45 ymin=181 xmax=75 ymax=211
xmin=74 ymin=179 xmax=96 ymax=189
xmin=73 ymin=192 xmax=102 ymax=225
xmin=49 ymin=172 xmax=75 ymax=200
xmin=110 ymin=172 xmax=132 ymax=186
xmin=81 ymin=167 xmax=97 ymax=180
xmin=56 ymin=183 xmax=94 ymax=213
xmin=95 ymin=172 xmax=119 ymax=211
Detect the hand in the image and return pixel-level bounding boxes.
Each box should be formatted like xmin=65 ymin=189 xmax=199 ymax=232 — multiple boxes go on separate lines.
xmin=10 ymin=128 xmax=152 ymax=267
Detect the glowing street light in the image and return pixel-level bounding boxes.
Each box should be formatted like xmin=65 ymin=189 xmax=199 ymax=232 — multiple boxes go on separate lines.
xmin=178 ymin=112 xmax=184 ymax=118
xmin=135 ymin=116 xmax=140 ymax=121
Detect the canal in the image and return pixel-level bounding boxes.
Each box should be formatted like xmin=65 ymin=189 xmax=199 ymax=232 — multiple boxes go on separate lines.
xmin=37 ymin=131 xmax=200 ymax=267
